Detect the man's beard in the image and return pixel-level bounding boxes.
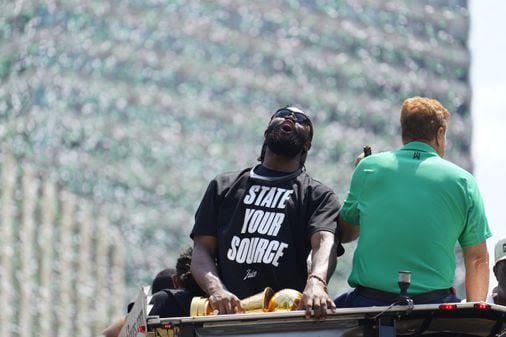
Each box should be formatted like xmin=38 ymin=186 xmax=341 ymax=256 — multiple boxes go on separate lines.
xmin=264 ymin=123 xmax=307 ymax=158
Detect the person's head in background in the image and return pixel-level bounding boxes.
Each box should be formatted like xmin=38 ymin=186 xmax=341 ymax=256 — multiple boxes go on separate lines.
xmin=175 ymin=247 xmax=204 ymax=295
xmin=493 ymin=238 xmax=506 ymax=287
xmin=151 ymin=268 xmax=176 ymax=293
xmin=150 ymin=247 xmax=202 ymax=295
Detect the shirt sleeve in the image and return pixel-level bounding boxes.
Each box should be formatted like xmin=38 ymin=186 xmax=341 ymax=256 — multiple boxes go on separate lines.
xmin=339 ymin=164 xmax=365 ymax=226
xmin=458 ymin=176 xmax=492 ymax=248
xmin=190 ymin=179 xmax=220 ymax=238
xmin=306 ymin=184 xmax=340 ymax=236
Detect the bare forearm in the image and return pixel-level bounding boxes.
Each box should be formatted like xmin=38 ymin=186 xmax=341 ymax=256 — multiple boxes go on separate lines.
xmin=464 ymin=242 xmax=490 ymax=302
xmin=465 ymin=261 xmax=489 ymax=301
xmin=191 ymin=236 xmax=243 ymax=314
xmin=301 ymin=231 xmax=337 ymax=319
xmin=309 ymin=231 xmax=336 ymax=281
xmin=191 ymin=238 xmax=225 ymax=295
xmin=102 ymin=317 xmax=125 ymax=337
xmin=191 ymin=257 xmax=223 ymax=295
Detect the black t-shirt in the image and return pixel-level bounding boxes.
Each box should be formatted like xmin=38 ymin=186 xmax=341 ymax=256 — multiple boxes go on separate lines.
xmin=190 ymin=165 xmax=340 ymax=299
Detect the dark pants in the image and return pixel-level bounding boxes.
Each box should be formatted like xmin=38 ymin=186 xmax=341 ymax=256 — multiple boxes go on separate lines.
xmin=334 ymin=288 xmax=461 ymax=308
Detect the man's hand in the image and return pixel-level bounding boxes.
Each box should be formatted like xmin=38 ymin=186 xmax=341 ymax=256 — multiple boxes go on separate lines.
xmin=354 ymin=145 xmax=371 ymax=167
xmin=208 ymin=288 xmax=244 ymax=315
xmin=300 ymin=275 xmax=336 ymax=320
xmin=354 ymin=152 xmax=366 ymax=167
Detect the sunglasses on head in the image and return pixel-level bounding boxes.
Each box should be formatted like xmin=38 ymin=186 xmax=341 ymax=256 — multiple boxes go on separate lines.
xmin=272 ymin=108 xmax=311 ymax=125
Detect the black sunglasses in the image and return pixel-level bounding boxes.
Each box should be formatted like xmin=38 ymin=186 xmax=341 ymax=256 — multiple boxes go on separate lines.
xmin=272 ymin=109 xmax=311 ymax=125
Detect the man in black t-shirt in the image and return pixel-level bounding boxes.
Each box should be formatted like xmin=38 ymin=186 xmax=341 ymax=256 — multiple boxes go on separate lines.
xmin=192 ymin=106 xmax=344 ymax=319
xmin=151 ymin=106 xmax=341 ymax=319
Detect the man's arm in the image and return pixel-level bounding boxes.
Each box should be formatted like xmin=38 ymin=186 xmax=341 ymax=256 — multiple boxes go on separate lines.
xmin=463 ymin=241 xmax=489 ymax=302
xmin=191 ymin=235 xmax=243 ymax=314
xmin=301 ymin=231 xmax=337 ymax=319
xmin=102 ymin=316 xmax=125 ymax=337
xmin=337 ymin=148 xmax=367 ymax=243
xmin=338 ymin=216 xmax=359 ymax=243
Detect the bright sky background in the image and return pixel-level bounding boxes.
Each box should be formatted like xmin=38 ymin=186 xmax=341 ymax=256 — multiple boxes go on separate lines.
xmin=469 ymin=0 xmax=506 ymax=288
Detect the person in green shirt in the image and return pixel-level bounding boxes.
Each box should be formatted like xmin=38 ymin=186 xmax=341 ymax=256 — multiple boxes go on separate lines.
xmin=336 ymin=96 xmax=491 ymax=307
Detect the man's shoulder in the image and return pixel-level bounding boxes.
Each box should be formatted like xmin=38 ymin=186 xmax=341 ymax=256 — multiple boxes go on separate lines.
xmin=213 ymin=167 xmax=251 ymax=184
xmin=202 ymin=168 xmax=251 ymax=197
xmin=434 ymin=157 xmax=476 ymax=180
xmin=368 ymin=149 xmax=476 ymax=181
xmin=298 ymin=171 xmax=335 ymax=194
xmin=354 ymin=151 xmax=396 ymax=170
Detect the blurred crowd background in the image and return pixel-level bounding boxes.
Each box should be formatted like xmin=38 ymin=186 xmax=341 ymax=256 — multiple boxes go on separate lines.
xmin=0 ymin=1 xmax=474 ymax=336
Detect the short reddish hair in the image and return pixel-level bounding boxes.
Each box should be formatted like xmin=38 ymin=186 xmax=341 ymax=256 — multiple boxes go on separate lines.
xmin=400 ymin=97 xmax=450 ymax=143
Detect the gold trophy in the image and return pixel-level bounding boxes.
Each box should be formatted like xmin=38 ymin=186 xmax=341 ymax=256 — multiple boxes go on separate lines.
xmin=189 ymin=296 xmax=214 ymax=316
xmin=190 ymin=287 xmax=303 ymax=316
xmin=190 ymin=287 xmax=274 ymax=316
xmin=241 ymin=287 xmax=275 ymax=312
xmin=267 ymin=288 xmax=302 ymax=312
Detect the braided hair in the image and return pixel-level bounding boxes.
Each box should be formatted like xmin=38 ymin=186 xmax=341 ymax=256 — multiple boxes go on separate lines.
xmin=176 ymin=247 xmax=204 ymax=295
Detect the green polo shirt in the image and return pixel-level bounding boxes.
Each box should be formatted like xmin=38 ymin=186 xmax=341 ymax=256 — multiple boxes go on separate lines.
xmin=340 ymin=142 xmax=491 ymax=294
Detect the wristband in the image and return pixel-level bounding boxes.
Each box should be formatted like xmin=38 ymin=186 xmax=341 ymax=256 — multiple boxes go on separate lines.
xmin=308 ymin=274 xmax=328 ymax=291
